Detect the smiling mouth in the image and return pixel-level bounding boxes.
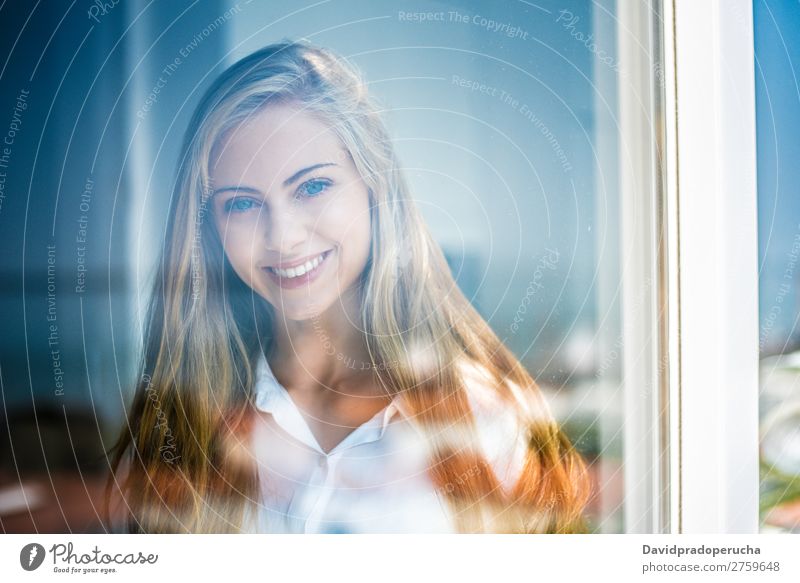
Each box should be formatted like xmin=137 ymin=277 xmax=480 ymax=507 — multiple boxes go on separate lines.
xmin=266 ymin=250 xmax=332 ymax=279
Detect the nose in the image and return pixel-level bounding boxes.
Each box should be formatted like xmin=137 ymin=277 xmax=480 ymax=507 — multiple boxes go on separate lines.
xmin=260 ymin=203 xmax=308 ymax=256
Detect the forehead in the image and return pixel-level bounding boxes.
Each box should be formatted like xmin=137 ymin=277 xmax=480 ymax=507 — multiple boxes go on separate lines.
xmin=210 ymin=103 xmax=348 ymax=186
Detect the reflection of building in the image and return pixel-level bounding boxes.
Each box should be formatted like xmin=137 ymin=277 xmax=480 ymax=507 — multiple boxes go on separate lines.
xmin=0 ymin=407 xmax=109 ymax=532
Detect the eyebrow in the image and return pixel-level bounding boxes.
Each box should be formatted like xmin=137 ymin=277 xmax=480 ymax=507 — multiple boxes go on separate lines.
xmin=211 ymin=162 xmax=338 ymax=198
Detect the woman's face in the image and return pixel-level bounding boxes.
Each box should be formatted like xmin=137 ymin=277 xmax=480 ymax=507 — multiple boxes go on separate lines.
xmin=209 ymin=102 xmax=372 ymax=321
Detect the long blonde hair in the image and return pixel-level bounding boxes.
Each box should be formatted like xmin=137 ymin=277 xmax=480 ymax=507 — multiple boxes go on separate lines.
xmin=105 ymin=40 xmax=590 ymax=533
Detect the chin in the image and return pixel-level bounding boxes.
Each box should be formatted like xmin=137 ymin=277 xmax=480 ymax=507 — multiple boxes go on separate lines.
xmin=271 ymin=298 xmax=333 ymax=323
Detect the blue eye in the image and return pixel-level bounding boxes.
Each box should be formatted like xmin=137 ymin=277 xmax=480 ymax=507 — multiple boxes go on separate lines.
xmin=298 ymin=178 xmax=331 ymax=198
xmin=224 ymin=197 xmax=259 ymax=213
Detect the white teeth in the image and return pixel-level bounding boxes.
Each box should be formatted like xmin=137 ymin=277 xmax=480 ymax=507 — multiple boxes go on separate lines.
xmin=269 ymin=251 xmax=327 ymax=279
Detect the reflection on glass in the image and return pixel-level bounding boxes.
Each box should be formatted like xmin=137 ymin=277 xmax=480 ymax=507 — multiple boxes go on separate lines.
xmin=107 ymin=40 xmax=593 ymax=534
xmin=755 ymin=0 xmax=800 ymax=533
xmin=0 ymin=0 xmax=638 ymax=535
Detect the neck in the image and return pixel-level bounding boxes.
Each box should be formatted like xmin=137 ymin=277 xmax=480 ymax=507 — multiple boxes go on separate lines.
xmin=267 ymin=285 xmax=379 ymax=396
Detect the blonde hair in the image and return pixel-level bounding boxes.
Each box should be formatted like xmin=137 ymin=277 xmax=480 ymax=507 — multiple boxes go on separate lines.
xmin=105 ymin=40 xmax=590 ymax=533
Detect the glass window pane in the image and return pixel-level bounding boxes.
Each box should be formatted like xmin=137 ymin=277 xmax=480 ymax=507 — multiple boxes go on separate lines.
xmin=755 ymin=0 xmax=800 ymax=534
xmin=0 ymin=0 xmax=666 ymax=534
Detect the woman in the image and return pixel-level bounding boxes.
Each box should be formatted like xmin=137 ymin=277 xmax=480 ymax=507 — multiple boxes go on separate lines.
xmin=105 ymin=40 xmax=590 ymax=534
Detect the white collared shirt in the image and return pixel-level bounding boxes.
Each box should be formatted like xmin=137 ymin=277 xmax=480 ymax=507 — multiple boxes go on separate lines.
xmin=244 ymin=352 xmax=528 ymax=533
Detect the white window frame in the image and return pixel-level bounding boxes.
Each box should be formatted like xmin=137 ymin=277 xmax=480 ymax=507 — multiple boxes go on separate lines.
xmin=615 ymin=0 xmax=759 ymax=534
xmin=615 ymin=0 xmax=667 ymax=534
xmin=662 ymin=0 xmax=760 ymax=533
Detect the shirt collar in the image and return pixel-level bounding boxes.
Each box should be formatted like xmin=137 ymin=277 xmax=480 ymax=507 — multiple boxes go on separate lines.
xmin=252 ymin=351 xmax=409 ymax=455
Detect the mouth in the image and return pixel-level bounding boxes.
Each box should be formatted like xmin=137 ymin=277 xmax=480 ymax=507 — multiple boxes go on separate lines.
xmin=263 ymin=249 xmax=333 ymax=289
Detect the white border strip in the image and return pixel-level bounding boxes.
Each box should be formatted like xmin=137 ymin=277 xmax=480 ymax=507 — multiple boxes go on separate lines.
xmin=2 ymin=535 xmax=798 ymax=580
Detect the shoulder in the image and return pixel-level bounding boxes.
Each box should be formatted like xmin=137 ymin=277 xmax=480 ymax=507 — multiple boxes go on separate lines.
xmin=456 ymin=359 xmax=534 ymax=492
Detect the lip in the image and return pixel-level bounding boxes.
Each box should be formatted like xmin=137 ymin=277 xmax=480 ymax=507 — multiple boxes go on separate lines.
xmin=263 ymin=249 xmax=333 ymax=290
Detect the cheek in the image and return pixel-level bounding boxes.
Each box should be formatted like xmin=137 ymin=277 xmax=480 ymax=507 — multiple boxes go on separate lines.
xmin=323 ymin=188 xmax=371 ymax=246
xmin=215 ymin=221 xmax=259 ymax=275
